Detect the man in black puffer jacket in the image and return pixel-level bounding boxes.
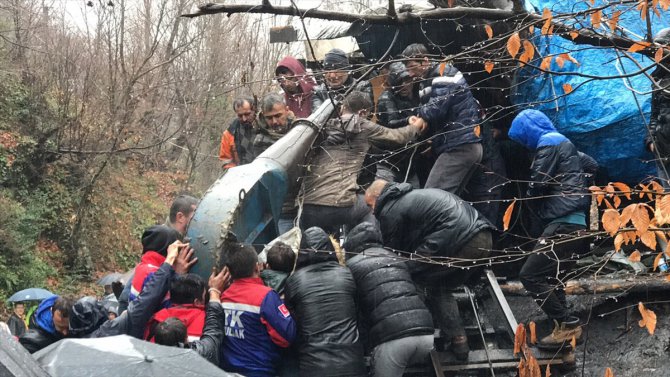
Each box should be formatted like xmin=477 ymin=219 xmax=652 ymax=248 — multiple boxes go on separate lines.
xmin=508 ymin=109 xmax=590 ymax=350
xmin=401 ymin=43 xmax=483 ymax=195
xmin=344 ymin=222 xmax=434 ymax=376
xmin=364 ymin=180 xmax=494 ymax=361
xmin=284 ymin=227 xmax=365 ymax=377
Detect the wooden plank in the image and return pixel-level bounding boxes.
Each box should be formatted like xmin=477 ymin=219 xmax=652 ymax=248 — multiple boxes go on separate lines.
xmin=500 ymin=275 xmax=670 ymax=295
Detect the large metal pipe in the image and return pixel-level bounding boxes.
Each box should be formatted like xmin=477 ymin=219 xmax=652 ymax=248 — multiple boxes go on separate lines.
xmin=186 ymin=100 xmax=335 ymax=278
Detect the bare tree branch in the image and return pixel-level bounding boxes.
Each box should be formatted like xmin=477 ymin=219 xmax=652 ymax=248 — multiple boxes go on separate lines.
xmin=182 ymin=2 xmax=517 ymax=22
xmin=182 ymin=2 xmax=654 ymax=58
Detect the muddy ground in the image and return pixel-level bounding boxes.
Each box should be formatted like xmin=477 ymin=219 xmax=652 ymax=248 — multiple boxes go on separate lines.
xmin=507 ymin=291 xmax=670 ymax=377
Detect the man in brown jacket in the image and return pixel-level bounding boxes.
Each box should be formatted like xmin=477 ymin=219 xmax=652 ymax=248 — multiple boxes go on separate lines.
xmin=299 ymin=91 xmax=425 ymax=234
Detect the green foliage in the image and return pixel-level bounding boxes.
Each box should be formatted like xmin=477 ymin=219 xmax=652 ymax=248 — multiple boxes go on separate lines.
xmin=0 ymin=62 xmax=187 ymax=299
xmin=0 ymin=191 xmax=56 ymax=301
xmin=0 ymin=75 xmax=54 ymax=135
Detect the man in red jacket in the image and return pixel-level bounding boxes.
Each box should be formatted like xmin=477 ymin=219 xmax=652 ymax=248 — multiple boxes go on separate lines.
xmin=219 ymin=243 xmax=296 ymax=377
xmin=130 ymin=225 xmax=180 ymax=303
xmin=144 ymin=274 xmax=207 ymax=343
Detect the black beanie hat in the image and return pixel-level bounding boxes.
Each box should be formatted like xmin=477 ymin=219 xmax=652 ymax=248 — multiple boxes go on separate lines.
xmin=141 ymin=225 xmax=180 ymax=256
xmin=323 ymin=48 xmax=349 ymax=70
xmin=387 ymin=62 xmax=411 ymax=87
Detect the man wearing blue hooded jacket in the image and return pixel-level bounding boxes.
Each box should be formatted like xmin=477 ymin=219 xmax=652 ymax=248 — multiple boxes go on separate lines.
xmin=20 ymin=295 xmax=74 ymax=353
xmin=508 ymin=109 xmax=590 ymax=350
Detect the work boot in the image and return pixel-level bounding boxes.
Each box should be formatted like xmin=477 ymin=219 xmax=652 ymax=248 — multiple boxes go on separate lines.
xmin=537 ymin=316 xmax=582 ymax=351
xmin=451 ymin=335 xmax=470 ymax=361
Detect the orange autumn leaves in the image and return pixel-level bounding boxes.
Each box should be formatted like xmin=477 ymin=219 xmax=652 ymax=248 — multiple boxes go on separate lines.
xmin=501 ymin=9 xmax=578 ymax=92
xmin=514 ymin=322 xmax=621 ymax=376
xmin=591 ymin=182 xmax=670 ymax=257
xmin=513 ymin=322 xmax=574 ymax=377
xmin=514 ymin=323 xmax=542 ymax=377
xmin=503 ymin=199 xmax=516 ymax=231
xmin=506 ymin=33 xmax=536 ymax=65
xmin=639 ymin=302 xmax=657 ymax=335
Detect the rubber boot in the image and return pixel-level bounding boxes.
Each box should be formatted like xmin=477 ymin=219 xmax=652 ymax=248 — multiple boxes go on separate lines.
xmin=537 ymin=316 xmax=582 ymax=351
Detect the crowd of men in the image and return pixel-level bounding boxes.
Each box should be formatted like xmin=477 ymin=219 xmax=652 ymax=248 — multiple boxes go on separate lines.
xmin=217 ymin=41 xmax=593 ymax=351
xmin=4 ymin=42 xmax=601 ymax=376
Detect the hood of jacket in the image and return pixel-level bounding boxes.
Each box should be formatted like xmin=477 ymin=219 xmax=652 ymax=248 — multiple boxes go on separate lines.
xmin=141 ymin=225 xmax=180 ymax=256
xmin=276 ymin=56 xmax=316 ymax=95
xmin=296 ymin=227 xmax=337 ymax=269
xmin=374 ymin=182 xmax=413 ymax=216
xmin=34 ymin=295 xmax=59 ymax=334
xmin=147 ymin=304 xmax=206 ymax=340
xmin=260 ymin=269 xmax=289 ymax=292
xmin=509 ymin=109 xmax=567 ymax=150
xmin=152 ymin=304 xmax=205 ymax=326
xmin=301 ymin=227 xmax=334 ymax=251
xmin=68 ymin=297 xmax=108 ymax=337
xmin=343 ymin=222 xmax=383 ymax=255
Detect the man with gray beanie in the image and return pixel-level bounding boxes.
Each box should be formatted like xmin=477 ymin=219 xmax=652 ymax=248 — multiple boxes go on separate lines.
xmin=311 ymin=48 xmax=373 ymax=111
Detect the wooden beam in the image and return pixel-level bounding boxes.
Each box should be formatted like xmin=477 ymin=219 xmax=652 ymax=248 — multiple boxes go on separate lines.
xmin=500 ymin=275 xmax=670 ymax=296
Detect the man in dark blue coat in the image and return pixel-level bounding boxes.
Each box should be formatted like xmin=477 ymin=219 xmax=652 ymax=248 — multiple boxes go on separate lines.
xmin=508 ymin=109 xmax=590 ymax=350
xmin=401 ymin=43 xmax=483 ymax=195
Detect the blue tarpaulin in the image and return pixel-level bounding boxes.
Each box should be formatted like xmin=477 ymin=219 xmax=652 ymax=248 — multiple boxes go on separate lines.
xmin=513 ymin=0 xmax=670 ymax=183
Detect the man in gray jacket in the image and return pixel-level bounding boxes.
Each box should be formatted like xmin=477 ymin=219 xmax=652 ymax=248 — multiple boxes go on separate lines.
xmin=300 ymin=91 xmax=425 ymax=233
